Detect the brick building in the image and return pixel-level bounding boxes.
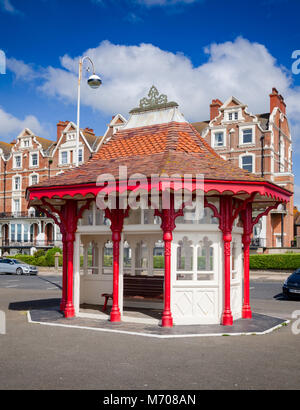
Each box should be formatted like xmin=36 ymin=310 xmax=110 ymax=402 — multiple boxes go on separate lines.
xmin=192 ymin=88 xmax=294 ymax=248
xmin=0 ymin=88 xmax=293 ymax=254
xmin=0 ymin=116 xmax=126 ymax=255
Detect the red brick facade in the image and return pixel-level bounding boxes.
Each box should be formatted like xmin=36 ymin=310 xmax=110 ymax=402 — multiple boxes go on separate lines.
xmin=0 ymin=118 xmax=126 ymax=254
xmin=0 ymin=123 xmax=100 ymax=214
xmin=192 ymin=88 xmax=294 ymax=248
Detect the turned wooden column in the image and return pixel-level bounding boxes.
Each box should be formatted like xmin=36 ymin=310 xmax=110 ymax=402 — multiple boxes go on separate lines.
xmin=105 ymin=207 xmax=129 ymax=323
xmin=241 ymin=203 xmax=253 ymax=319
xmin=155 ymin=193 xmax=183 ymax=328
xmin=219 ymin=196 xmax=233 ymax=326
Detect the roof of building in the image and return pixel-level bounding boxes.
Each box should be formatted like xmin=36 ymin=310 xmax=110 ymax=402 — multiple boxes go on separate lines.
xmin=255 ymin=113 xmax=270 ymax=130
xmin=82 ymin=129 xmax=99 ymax=151
xmin=30 ymin=119 xmax=268 ymax=190
xmin=191 ymin=113 xmax=270 ymax=135
xmin=35 ymin=136 xmax=55 ymax=152
xmin=191 ymin=121 xmax=210 ymax=134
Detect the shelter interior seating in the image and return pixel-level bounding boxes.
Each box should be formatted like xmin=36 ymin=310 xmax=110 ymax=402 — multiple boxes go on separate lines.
xmin=101 ymin=274 xmax=164 ymax=312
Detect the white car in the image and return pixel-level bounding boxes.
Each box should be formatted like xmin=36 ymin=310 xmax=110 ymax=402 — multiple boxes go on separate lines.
xmin=0 ymin=258 xmax=38 ymax=275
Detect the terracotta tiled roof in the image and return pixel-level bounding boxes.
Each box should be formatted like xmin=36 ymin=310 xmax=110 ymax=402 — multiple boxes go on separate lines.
xmin=31 ymin=121 xmax=267 ymax=189
xmin=191 ymin=121 xmax=209 ymax=134
xmin=82 ymin=130 xmax=99 ymax=150
xmin=35 ymin=136 xmax=55 ymax=151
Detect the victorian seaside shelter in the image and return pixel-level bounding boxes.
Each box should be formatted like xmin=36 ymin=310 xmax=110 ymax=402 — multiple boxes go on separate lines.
xmin=26 ymin=87 xmax=291 ymax=328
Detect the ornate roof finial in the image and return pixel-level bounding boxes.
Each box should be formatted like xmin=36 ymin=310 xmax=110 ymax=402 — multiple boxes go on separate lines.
xmin=139 ymin=85 xmax=168 ymax=109
xmin=129 ymin=85 xmax=178 ymax=114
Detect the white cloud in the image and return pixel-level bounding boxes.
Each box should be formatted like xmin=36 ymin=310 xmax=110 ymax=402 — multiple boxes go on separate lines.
xmin=293 ymin=184 xmax=300 ymax=208
xmin=135 ymin=0 xmax=199 ymax=5
xmin=37 ymin=38 xmax=296 ymax=120
xmin=0 ymin=107 xmax=48 ymax=140
xmin=0 ymin=0 xmax=21 ymax=14
xmin=92 ymin=0 xmax=200 ymax=6
xmin=6 ymin=57 xmax=39 ymax=81
xmin=8 ymin=36 xmax=300 ymax=151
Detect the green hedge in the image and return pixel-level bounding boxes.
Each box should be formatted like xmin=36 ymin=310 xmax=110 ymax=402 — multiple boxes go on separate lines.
xmin=154 ymin=255 xmax=164 ymax=269
xmin=44 ymin=247 xmax=62 ymax=266
xmin=250 ymin=253 xmax=300 ymax=270
xmin=12 ymin=247 xmax=63 ymax=267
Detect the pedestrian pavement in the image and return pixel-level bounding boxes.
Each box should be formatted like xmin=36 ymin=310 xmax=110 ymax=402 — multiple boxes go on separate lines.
xmin=250 ymin=270 xmax=292 ymax=281
xmin=27 ymin=301 xmax=288 ymax=339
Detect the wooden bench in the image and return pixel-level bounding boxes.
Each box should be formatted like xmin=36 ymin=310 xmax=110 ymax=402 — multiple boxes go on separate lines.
xmin=101 ymin=275 xmax=164 ymax=312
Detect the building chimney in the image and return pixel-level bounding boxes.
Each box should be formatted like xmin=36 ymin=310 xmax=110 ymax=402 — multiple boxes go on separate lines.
xmin=270 ymin=87 xmax=285 ymax=114
xmin=57 ymin=121 xmax=68 ymax=141
xmin=84 ymin=127 xmax=94 ymax=134
xmin=279 ymin=94 xmax=286 ymax=115
xmin=210 ymin=99 xmax=223 ymax=121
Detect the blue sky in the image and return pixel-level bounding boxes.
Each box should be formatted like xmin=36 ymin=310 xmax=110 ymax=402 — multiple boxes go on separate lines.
xmin=1 ymin=0 xmax=300 ymax=203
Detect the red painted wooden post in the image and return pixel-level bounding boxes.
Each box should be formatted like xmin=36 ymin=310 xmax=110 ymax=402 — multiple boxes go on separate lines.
xmin=60 ymin=232 xmax=67 ymax=312
xmin=241 ymin=203 xmax=253 ymax=319
xmin=110 ymin=230 xmax=121 ymax=322
xmin=64 ymin=231 xmax=76 ymax=318
xmin=63 ymin=201 xmax=77 ymax=318
xmin=37 ymin=198 xmax=93 ymax=318
xmin=105 ymin=208 xmax=128 ymax=323
xmin=155 ymin=194 xmax=183 ymax=328
xmin=162 ymin=229 xmax=173 ymax=327
xmin=219 ymin=196 xmax=233 ymax=326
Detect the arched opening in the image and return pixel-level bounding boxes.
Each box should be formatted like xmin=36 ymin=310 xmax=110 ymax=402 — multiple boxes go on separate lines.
xmin=30 ymin=223 xmax=39 ymax=244
xmin=1 ymin=224 xmax=9 ymax=246
xmin=45 ymin=223 xmax=54 ymax=245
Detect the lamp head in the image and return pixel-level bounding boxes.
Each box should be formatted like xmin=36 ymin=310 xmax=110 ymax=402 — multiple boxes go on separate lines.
xmin=87 ymin=74 xmax=102 ymax=89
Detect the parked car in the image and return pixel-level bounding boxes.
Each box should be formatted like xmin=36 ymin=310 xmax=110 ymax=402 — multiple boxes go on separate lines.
xmin=0 ymin=258 xmax=38 ymax=275
xmin=283 ymin=269 xmax=300 ymax=299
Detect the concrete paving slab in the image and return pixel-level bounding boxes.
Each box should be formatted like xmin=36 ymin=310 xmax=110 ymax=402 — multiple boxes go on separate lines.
xmin=28 ymin=303 xmax=288 ymax=339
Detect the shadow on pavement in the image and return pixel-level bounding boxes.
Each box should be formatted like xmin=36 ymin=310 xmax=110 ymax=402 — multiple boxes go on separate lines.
xmin=274 ymin=292 xmax=300 ymax=302
xmin=9 ymin=298 xmax=61 ymax=311
xmin=37 ymin=276 xmax=62 ymax=290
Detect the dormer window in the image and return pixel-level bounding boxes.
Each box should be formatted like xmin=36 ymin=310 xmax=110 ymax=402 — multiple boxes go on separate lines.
xmin=227 ymin=111 xmax=238 ymax=121
xmin=228 ymin=112 xmax=238 ymax=121
xmin=67 ymin=133 xmax=76 ymax=141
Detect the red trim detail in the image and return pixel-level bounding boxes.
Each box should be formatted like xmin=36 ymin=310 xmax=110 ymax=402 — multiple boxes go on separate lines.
xmin=27 ymin=178 xmax=291 ymax=204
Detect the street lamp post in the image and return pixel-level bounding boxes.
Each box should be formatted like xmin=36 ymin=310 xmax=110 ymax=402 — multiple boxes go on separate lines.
xmin=76 ymin=56 xmax=102 ymax=167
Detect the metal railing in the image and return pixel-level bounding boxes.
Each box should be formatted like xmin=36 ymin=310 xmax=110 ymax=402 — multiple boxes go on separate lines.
xmin=250 ymin=238 xmax=266 ymax=248
xmin=1 ymin=240 xmax=62 ymax=248
xmin=0 ymin=211 xmax=46 ymax=219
